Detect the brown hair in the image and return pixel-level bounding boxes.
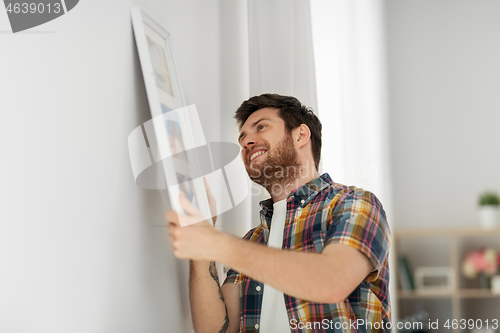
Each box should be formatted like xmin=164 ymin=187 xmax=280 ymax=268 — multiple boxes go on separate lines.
xmin=235 ymin=93 xmax=322 ymax=170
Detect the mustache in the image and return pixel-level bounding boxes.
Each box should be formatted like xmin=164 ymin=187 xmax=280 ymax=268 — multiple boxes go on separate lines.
xmin=245 ymin=143 xmax=270 ymax=162
xmin=248 ymin=143 xmax=270 ymax=152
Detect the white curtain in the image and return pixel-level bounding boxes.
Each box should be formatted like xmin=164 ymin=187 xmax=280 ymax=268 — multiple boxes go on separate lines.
xmin=247 ymin=0 xmax=317 ymax=110
xmin=219 ymin=4 xmax=396 ymax=322
xmin=310 ymin=0 xmax=397 ymax=325
xmin=219 ymin=0 xmax=318 ymax=231
xmin=219 ymin=0 xmax=253 ymax=237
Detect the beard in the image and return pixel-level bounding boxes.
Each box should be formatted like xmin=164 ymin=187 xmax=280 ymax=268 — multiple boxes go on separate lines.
xmin=245 ymin=133 xmax=301 ymax=193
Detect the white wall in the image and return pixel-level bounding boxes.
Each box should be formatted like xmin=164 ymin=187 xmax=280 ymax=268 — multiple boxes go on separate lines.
xmin=386 ymin=0 xmax=500 ymax=230
xmin=0 ymin=0 xmax=220 ymax=332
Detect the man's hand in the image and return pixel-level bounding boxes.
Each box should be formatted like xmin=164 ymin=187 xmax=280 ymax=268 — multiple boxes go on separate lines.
xmin=166 ymin=191 xmax=229 ymax=261
xmin=178 ymin=182 xmax=237 ymax=333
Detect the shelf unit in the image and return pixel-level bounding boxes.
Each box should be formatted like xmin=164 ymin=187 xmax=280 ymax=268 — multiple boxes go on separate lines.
xmin=394 ymin=228 xmax=500 ymax=333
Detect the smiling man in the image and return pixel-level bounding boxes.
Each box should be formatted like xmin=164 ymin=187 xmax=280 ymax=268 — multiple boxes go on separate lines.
xmin=167 ymin=94 xmax=392 ymax=333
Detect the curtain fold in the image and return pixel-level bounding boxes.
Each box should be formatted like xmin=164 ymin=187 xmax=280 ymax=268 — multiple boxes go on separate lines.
xmin=247 ymin=0 xmax=319 ymax=223
xmin=220 ymin=0 xmax=318 ymax=228
xmin=311 ymin=0 xmax=397 ymax=324
xmin=248 ymin=0 xmax=317 ymax=110
xmin=219 ymin=0 xmax=252 ymax=236
xmin=219 ymin=0 xmax=396 ymax=325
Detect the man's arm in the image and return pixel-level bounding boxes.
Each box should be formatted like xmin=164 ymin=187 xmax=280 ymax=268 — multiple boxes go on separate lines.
xmin=189 ymin=260 xmax=240 ymax=333
xmin=182 ymin=230 xmax=372 ymax=311
xmin=214 ymin=235 xmax=373 ymax=304
xmin=188 ymin=260 xmax=230 ymax=333
xmin=169 ymin=185 xmax=239 ymax=333
xmin=168 ymin=190 xmax=378 ymax=306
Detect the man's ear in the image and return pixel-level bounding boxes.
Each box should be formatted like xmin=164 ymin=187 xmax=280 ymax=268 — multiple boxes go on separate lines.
xmin=293 ymin=124 xmax=311 ymax=149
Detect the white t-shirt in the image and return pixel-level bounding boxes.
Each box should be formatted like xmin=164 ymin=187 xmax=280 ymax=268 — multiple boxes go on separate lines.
xmin=259 ymin=199 xmax=291 ymax=332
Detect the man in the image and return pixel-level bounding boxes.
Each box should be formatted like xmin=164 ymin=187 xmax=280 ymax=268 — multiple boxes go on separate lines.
xmin=167 ymin=94 xmax=392 ymax=333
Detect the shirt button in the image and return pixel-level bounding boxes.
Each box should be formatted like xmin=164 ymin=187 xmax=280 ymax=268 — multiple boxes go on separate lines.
xmin=300 ymin=199 xmax=305 ymax=204
xmin=255 ymin=324 xmax=260 ymax=329
xmin=256 ymin=286 xmax=261 ymax=291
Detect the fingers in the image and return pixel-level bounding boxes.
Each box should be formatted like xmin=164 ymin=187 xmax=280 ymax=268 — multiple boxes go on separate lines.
xmin=166 ymin=192 xmax=212 ymax=227
xmin=167 ymin=222 xmax=175 ymax=235
xmin=167 ymin=221 xmax=178 ymax=248
xmin=203 ymin=177 xmax=215 ymax=201
xmin=165 ymin=210 xmax=180 ymax=226
xmin=179 ymin=191 xmax=200 ymax=216
xmin=203 ymin=177 xmax=218 ymax=225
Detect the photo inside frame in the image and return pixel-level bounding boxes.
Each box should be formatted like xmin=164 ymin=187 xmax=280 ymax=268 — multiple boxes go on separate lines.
xmin=131 ymin=7 xmax=212 ymax=226
xmin=142 ymin=18 xmax=178 ymax=110
xmin=161 ymin=104 xmax=200 ymax=213
xmin=147 ymin=37 xmax=174 ymax=96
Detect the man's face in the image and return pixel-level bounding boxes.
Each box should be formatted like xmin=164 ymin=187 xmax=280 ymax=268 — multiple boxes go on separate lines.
xmin=238 ymin=108 xmax=299 ymax=186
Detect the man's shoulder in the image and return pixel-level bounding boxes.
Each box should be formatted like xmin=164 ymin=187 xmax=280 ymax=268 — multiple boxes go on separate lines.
xmin=319 ymin=181 xmax=387 ymax=225
xmin=322 ymin=181 xmax=381 ymax=205
xmin=241 ymin=224 xmax=265 ymax=242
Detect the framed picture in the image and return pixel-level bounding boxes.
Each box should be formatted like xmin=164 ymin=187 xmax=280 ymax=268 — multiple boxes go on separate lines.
xmin=131 ymin=7 xmax=212 ymax=226
xmin=414 ymin=266 xmax=455 ymax=293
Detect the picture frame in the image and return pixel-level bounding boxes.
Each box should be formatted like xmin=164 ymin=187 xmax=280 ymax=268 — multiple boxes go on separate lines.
xmin=414 ymin=266 xmax=455 ymax=293
xmin=130 ymin=7 xmax=212 ymax=226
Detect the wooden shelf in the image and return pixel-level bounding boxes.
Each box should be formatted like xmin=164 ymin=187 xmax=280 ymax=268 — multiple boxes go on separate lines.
xmin=395 ymin=227 xmax=500 ymax=237
xmin=398 ymin=288 xmax=500 ymax=299
xmin=458 ymin=288 xmax=500 ymax=298
xmin=394 ymin=227 xmax=500 ymax=333
xmin=398 ymin=289 xmax=453 ymax=299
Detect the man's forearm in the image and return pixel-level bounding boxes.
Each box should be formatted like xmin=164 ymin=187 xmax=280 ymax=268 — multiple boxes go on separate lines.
xmin=215 ymin=234 xmax=358 ymax=304
xmin=189 ymin=260 xmax=229 ymax=333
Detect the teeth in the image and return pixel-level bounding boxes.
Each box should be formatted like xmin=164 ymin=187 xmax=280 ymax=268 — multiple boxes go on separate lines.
xmin=250 ymin=150 xmax=266 ymax=161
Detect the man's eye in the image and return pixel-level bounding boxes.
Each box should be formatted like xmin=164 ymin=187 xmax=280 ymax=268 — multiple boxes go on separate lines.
xmin=258 ymin=124 xmax=266 ymax=130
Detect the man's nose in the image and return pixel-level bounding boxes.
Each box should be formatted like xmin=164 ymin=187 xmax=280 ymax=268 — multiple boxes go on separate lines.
xmin=242 ymin=135 xmax=257 ymax=149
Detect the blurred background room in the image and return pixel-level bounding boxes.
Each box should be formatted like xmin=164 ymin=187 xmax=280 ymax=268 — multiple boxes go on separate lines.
xmin=1 ymin=0 xmax=500 ymax=332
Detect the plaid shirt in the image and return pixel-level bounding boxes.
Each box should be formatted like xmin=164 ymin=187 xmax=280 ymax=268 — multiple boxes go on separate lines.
xmin=222 ymin=173 xmax=392 ymax=333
